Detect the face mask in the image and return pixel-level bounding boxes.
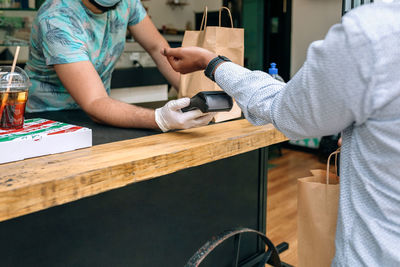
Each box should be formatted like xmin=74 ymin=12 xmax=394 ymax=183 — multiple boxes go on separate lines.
xmin=89 ymin=0 xmax=121 ymax=12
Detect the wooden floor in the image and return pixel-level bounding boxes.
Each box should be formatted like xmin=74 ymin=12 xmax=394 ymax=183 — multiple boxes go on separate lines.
xmin=266 ymin=148 xmax=327 ymax=266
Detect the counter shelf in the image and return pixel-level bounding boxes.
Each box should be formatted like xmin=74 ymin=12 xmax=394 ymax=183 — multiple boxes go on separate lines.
xmin=0 ymin=109 xmax=287 ymax=267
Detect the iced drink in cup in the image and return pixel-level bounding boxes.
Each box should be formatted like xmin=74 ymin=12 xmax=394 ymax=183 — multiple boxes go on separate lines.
xmin=0 ymin=66 xmax=31 ymax=129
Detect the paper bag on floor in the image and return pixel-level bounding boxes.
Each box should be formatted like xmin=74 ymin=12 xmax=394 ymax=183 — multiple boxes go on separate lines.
xmin=179 ymin=6 xmax=244 ymax=122
xmin=297 ymin=149 xmax=340 ymax=267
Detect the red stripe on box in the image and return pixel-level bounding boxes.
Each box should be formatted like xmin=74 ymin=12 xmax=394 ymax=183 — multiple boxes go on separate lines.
xmin=0 ymin=120 xmax=56 ymax=135
xmin=47 ymin=126 xmax=83 ymax=135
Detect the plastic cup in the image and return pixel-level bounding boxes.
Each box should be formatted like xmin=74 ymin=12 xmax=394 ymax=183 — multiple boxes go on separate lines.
xmin=0 ymin=66 xmax=31 ymax=129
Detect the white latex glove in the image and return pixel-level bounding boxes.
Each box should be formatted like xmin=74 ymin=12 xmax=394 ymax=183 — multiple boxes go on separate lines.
xmin=155 ymin=98 xmax=215 ymax=132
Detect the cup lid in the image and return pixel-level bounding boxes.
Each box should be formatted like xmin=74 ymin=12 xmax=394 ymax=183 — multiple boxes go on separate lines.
xmin=0 ymin=66 xmax=31 ymax=90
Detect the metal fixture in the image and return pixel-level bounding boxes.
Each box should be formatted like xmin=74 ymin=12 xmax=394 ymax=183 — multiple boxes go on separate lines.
xmin=342 ymin=0 xmax=374 ymax=15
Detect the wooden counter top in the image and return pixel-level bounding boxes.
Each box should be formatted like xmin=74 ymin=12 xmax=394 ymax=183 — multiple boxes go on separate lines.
xmin=0 ymin=119 xmax=287 ymax=222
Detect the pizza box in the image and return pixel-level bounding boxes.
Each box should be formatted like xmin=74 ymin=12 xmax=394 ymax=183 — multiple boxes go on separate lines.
xmin=0 ymin=118 xmax=92 ymax=164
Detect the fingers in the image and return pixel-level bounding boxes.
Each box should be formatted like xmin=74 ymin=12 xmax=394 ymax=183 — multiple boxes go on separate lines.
xmin=182 ymin=110 xmax=214 ymax=124
xmin=165 ymin=55 xmax=176 ymax=69
xmin=163 ymin=47 xmax=180 ymax=58
xmin=162 ymin=48 xmax=182 ymax=72
xmin=158 ymin=96 xmax=216 ymax=131
xmin=167 ymin=98 xmax=191 ymax=110
xmin=181 ymin=109 xmax=204 ymax=120
xmin=194 ymin=112 xmax=215 ymax=125
xmin=162 ymin=47 xmax=210 ymax=74
xmin=182 ymin=112 xmax=214 ymax=129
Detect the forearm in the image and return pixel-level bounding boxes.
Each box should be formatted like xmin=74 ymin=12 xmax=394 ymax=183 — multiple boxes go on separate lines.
xmin=214 ymin=60 xmax=350 ymax=140
xmin=85 ymin=97 xmax=158 ymax=129
xmin=215 ymin=62 xmax=285 ymax=126
xmin=214 ymin=22 xmax=366 ymax=140
xmin=162 ymin=45 xmax=355 ymax=139
xmin=55 ymin=61 xmax=158 ymax=129
xmin=129 ymin=16 xmax=180 ymax=89
xmin=148 ymin=40 xmax=180 ymax=89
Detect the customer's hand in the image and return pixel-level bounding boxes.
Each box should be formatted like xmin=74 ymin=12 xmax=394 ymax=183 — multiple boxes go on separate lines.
xmin=155 ymin=98 xmax=215 ymax=132
xmin=162 ymin=47 xmax=216 ymax=74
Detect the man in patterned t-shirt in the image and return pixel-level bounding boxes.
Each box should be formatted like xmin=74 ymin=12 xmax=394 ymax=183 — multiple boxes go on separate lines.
xmin=25 ymin=0 xmax=214 ymax=132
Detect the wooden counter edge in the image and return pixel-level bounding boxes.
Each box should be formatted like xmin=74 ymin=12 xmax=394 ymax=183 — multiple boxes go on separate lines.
xmin=0 ymin=120 xmax=287 ymax=222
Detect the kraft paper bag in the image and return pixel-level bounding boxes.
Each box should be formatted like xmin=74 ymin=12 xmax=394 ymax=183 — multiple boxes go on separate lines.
xmin=297 ymin=149 xmax=340 ymax=267
xmin=179 ymin=6 xmax=244 ymax=122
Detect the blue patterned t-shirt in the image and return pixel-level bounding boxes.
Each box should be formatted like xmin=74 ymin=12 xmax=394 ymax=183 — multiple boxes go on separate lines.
xmin=25 ymin=0 xmax=146 ymax=112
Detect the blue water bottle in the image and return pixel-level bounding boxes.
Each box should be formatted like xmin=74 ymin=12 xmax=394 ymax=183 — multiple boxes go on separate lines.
xmin=268 ymin=63 xmax=285 ymax=82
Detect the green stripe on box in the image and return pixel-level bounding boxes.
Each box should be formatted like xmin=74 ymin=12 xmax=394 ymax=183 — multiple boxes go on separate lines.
xmin=24 ymin=118 xmax=42 ymax=124
xmin=0 ymin=123 xmax=70 ymax=142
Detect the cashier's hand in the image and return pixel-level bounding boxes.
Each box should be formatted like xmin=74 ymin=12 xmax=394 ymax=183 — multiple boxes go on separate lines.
xmin=155 ymin=98 xmax=215 ymax=132
xmin=162 ymin=47 xmax=216 ymax=74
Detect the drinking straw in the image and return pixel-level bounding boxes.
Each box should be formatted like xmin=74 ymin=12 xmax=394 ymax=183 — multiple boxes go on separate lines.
xmin=0 ymin=46 xmax=21 ymax=120
xmin=7 ymin=46 xmax=20 ymax=91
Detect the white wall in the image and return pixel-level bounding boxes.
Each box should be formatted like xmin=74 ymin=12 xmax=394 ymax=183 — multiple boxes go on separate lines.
xmin=291 ymin=0 xmax=342 ymax=77
xmin=144 ymin=0 xmax=222 ymax=31
xmin=192 ymin=0 xmax=223 ymax=12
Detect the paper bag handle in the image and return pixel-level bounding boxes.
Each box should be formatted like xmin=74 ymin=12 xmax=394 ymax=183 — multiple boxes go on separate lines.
xmin=200 ymin=6 xmax=208 ymax=31
xmin=326 ymin=148 xmax=340 ymax=184
xmin=219 ymin=7 xmax=234 ymax=28
xmin=200 ymin=6 xmax=234 ymax=31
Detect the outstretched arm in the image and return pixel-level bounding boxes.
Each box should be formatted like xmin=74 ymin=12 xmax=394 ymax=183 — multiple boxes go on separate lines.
xmin=163 ymin=21 xmax=371 ymax=140
xmin=55 ymin=60 xmax=214 ymax=131
xmin=163 ymin=47 xmax=216 ymax=74
xmin=55 ymin=60 xmax=159 ymax=128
